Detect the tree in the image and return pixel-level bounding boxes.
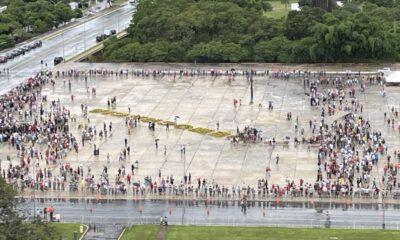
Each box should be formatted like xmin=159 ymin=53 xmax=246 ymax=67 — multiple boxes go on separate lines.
xmin=0 ymin=34 xmax=15 ymax=48
xmin=103 ymin=0 xmax=400 ymax=63
xmin=285 ymin=6 xmax=326 ymax=40
xmin=0 ymin=177 xmax=57 ymax=240
xmin=0 ymin=0 xmax=79 ymax=50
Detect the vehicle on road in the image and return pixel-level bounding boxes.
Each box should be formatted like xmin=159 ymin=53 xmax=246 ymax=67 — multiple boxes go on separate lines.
xmin=5 ymin=52 xmax=13 ymax=60
xmin=22 ymin=45 xmax=31 ymax=52
xmin=2 ymin=40 xmax=43 ymax=63
xmin=53 ymin=57 xmax=64 ymax=65
xmin=96 ymin=29 xmax=116 ymax=42
xmin=14 ymin=48 xmax=25 ymax=56
xmin=96 ymin=34 xmax=107 ymax=42
xmin=31 ymin=40 xmax=42 ymax=49
xmin=0 ymin=55 xmax=7 ymax=63
xmin=105 ymin=29 xmax=117 ymax=36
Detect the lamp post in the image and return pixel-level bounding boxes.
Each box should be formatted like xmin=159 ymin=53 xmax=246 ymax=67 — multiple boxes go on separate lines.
xmin=62 ymin=35 xmax=65 ymax=62
xmin=83 ymin=22 xmax=86 ymax=51
xmin=117 ymin=15 xmax=120 ymax=32
xmin=32 ymin=160 xmax=36 ymax=220
xmin=250 ymin=72 xmax=254 ymax=104
xmin=382 ymin=184 xmax=386 ymax=229
xmin=183 ymin=154 xmax=186 ymax=182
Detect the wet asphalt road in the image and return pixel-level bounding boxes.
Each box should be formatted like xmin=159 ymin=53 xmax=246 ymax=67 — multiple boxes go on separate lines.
xmin=0 ymin=3 xmax=134 ymax=94
xmin=23 ymin=199 xmax=400 ymax=229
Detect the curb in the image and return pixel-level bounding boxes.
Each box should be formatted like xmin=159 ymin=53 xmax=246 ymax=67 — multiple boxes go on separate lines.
xmin=65 ymin=31 xmax=127 ymax=63
xmin=79 ymin=224 xmax=89 ymax=240
xmin=65 ymin=43 xmax=104 ymax=63
xmin=117 ymin=227 xmax=127 ymax=240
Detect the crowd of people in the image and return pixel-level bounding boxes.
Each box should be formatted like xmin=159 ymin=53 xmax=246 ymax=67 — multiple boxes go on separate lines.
xmin=50 ymin=68 xmax=361 ymax=81
xmin=0 ymin=71 xmax=81 ymax=193
xmin=1 ymin=67 xmax=399 ymax=204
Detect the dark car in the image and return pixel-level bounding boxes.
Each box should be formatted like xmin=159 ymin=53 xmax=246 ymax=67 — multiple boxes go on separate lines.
xmin=96 ymin=34 xmax=107 ymax=42
xmin=29 ymin=42 xmax=37 ymax=49
xmin=16 ymin=48 xmax=25 ymax=55
xmin=33 ymin=40 xmax=42 ymax=48
xmin=5 ymin=52 xmax=13 ymax=60
xmin=54 ymin=57 xmax=64 ymax=65
xmin=11 ymin=50 xmax=21 ymax=57
xmin=22 ymin=45 xmax=31 ymax=52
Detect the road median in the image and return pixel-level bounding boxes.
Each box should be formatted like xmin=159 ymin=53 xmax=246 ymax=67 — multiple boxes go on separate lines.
xmin=65 ymin=31 xmax=127 ymax=63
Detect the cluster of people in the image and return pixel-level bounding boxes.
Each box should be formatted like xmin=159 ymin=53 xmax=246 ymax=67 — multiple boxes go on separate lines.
xmin=0 ymin=72 xmax=80 ymax=192
xmin=274 ymin=74 xmax=399 ymax=198
xmin=51 ymin=67 xmax=361 ymax=82
xmin=232 ymin=126 xmax=263 ymax=143
xmin=1 ymin=67 xmax=399 ymax=205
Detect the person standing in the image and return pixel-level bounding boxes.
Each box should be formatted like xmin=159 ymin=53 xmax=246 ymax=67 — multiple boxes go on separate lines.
xmin=276 ymin=154 xmax=279 ymax=164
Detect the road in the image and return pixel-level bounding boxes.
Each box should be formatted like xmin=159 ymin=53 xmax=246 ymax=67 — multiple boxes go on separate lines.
xmin=0 ymin=3 xmax=134 ymax=94
xmin=22 ymin=199 xmax=400 ymax=229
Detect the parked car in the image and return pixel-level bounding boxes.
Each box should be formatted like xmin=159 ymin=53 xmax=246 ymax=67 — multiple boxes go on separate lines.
xmin=0 ymin=55 xmax=7 ymax=63
xmin=107 ymin=29 xmax=117 ymax=35
xmin=35 ymin=40 xmax=42 ymax=48
xmin=16 ymin=48 xmax=25 ymax=55
xmin=22 ymin=45 xmax=31 ymax=52
xmin=96 ymin=34 xmax=107 ymax=42
xmin=30 ymin=42 xmax=38 ymax=49
xmin=5 ymin=52 xmax=13 ymax=60
xmin=54 ymin=57 xmax=64 ymax=65
xmin=11 ymin=49 xmax=21 ymax=57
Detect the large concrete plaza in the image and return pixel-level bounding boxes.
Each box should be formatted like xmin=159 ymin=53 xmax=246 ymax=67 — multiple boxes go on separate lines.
xmin=2 ymin=63 xmax=399 ymax=190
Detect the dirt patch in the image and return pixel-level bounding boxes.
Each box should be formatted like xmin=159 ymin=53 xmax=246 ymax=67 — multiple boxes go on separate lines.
xmin=156 ymin=225 xmax=168 ymax=240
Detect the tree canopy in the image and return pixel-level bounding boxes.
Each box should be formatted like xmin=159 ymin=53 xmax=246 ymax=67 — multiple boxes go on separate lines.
xmin=0 ymin=177 xmax=57 ymax=240
xmin=0 ymin=0 xmax=82 ymax=50
xmin=101 ymin=0 xmax=400 ymax=63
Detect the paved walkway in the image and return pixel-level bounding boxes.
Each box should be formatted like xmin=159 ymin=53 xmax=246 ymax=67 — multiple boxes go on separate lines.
xmin=84 ymin=223 xmax=124 ymax=240
xmin=2 ymin=63 xmax=400 ymax=200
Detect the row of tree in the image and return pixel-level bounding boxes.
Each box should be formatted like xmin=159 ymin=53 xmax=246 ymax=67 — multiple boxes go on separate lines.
xmin=0 ymin=0 xmax=83 ymax=50
xmin=102 ymin=0 xmax=400 ymax=63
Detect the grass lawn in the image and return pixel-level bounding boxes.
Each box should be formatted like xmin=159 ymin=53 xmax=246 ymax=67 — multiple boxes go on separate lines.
xmin=264 ymin=0 xmax=297 ymax=19
xmin=122 ymin=225 xmax=400 ymax=240
xmin=113 ymin=0 xmax=129 ymax=5
xmin=51 ymin=223 xmax=87 ymax=240
xmin=120 ymin=225 xmax=160 ymax=240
